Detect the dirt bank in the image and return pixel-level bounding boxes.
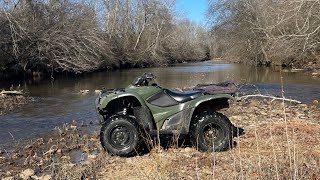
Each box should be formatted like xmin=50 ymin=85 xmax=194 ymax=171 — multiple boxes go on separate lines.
xmin=0 ymin=99 xmax=319 ymax=179
xmin=0 ymin=91 xmax=29 ymax=115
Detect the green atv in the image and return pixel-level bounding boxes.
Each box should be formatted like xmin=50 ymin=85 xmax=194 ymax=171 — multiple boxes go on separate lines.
xmin=95 ymin=73 xmax=237 ymax=156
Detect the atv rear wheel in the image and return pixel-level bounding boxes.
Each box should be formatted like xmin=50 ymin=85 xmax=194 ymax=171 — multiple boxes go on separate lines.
xmin=190 ymin=112 xmax=232 ymax=152
xmin=100 ymin=115 xmax=142 ymax=156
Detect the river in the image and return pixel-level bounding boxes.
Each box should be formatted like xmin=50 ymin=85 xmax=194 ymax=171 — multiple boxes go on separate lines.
xmin=0 ymin=62 xmax=319 ymax=147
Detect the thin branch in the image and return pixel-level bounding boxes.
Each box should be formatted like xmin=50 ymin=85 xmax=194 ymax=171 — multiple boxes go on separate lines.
xmin=237 ymin=94 xmax=301 ymax=104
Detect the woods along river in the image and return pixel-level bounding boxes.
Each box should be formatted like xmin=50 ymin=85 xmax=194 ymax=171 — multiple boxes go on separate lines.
xmin=0 ymin=61 xmax=319 ymax=147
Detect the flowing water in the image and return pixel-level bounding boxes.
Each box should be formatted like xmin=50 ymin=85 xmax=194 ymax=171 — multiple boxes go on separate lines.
xmin=0 ymin=62 xmax=319 ymax=147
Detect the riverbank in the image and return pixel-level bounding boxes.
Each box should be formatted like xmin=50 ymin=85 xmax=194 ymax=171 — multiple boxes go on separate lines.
xmin=0 ymin=99 xmax=319 ymax=179
xmin=0 ymin=58 xmax=209 ymax=84
xmin=0 ymin=90 xmax=29 ymax=115
xmin=211 ymin=58 xmax=320 ymax=77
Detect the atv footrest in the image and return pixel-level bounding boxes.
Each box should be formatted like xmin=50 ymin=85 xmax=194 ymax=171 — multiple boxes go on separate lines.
xmin=149 ymin=129 xmax=181 ymax=136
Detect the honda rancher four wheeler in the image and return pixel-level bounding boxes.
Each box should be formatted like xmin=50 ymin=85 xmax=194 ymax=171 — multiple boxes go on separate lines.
xmin=95 ymin=73 xmax=237 ymax=156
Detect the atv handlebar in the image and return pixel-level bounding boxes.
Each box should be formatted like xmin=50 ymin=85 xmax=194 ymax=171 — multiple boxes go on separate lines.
xmin=132 ymin=73 xmax=156 ymax=86
xmin=144 ymin=73 xmax=156 ymax=80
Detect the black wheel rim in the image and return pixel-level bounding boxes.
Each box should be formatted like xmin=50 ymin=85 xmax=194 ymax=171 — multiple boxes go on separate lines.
xmin=203 ymin=123 xmax=222 ymax=149
xmin=109 ymin=125 xmax=134 ymax=150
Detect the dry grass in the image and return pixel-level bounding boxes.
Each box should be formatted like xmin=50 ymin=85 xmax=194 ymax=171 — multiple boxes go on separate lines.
xmin=95 ymin=100 xmax=320 ymax=179
xmin=0 ymin=100 xmax=319 ymax=179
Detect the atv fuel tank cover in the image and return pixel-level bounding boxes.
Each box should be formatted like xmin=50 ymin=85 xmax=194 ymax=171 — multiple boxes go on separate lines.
xmin=164 ymin=89 xmax=204 ymax=103
xmin=147 ymin=90 xmax=179 ymax=107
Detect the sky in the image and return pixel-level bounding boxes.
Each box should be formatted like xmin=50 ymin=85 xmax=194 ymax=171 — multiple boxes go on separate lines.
xmin=175 ymin=0 xmax=208 ymax=24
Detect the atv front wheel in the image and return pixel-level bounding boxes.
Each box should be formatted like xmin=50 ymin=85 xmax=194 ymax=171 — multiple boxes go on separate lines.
xmin=190 ymin=112 xmax=232 ymax=152
xmin=100 ymin=115 xmax=142 ymax=156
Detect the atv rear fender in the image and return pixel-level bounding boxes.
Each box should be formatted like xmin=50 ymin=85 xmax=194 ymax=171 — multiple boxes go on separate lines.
xmin=174 ymin=94 xmax=232 ymax=134
xmin=189 ymin=94 xmax=233 ymax=110
xmin=159 ymin=94 xmax=233 ymax=134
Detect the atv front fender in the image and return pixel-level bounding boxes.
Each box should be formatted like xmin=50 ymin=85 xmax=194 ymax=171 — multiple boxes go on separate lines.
xmin=98 ymin=92 xmax=147 ymax=110
xmin=97 ymin=91 xmax=157 ymax=128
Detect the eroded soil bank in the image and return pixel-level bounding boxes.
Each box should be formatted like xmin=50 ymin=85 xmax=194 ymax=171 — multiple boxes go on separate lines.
xmin=0 ymin=91 xmax=29 ymax=115
xmin=0 ymin=99 xmax=319 ymax=179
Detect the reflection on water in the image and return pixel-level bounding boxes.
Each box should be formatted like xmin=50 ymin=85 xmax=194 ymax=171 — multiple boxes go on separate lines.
xmin=0 ymin=62 xmax=319 ymax=147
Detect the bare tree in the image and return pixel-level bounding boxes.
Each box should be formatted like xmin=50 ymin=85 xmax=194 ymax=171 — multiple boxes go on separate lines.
xmin=208 ymin=0 xmax=320 ymax=68
xmin=0 ymin=0 xmax=209 ymax=78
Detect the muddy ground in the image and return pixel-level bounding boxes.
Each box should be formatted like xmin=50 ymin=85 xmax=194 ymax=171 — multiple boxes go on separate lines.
xmin=0 ymin=99 xmax=319 ymax=179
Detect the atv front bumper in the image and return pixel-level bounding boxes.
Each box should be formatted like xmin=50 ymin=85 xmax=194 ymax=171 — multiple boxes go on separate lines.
xmin=95 ymin=96 xmax=104 ymax=124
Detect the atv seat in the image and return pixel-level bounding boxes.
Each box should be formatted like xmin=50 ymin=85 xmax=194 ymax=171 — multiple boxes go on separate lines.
xmin=164 ymin=89 xmax=204 ymax=103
